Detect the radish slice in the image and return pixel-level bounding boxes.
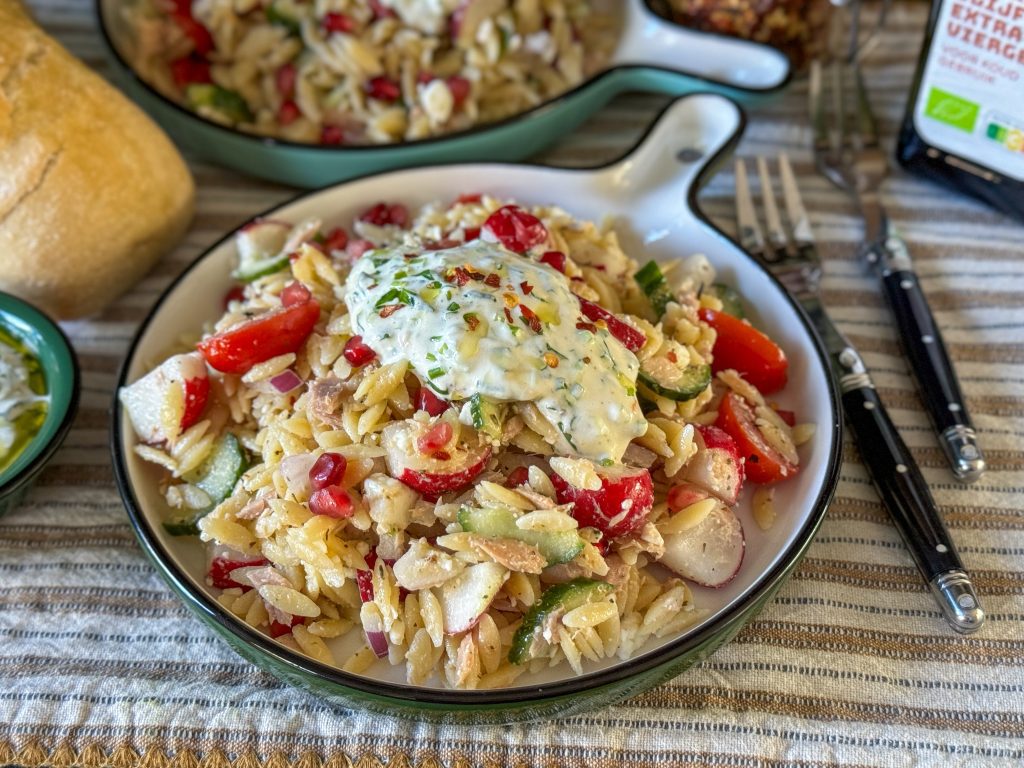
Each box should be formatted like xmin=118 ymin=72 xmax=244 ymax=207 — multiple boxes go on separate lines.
xmin=660 ymin=504 xmax=745 ymax=588
xmin=438 ymin=561 xmax=508 ymax=634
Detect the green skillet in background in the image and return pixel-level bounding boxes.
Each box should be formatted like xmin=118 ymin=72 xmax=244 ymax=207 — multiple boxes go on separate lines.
xmin=96 ymin=0 xmax=791 ymax=188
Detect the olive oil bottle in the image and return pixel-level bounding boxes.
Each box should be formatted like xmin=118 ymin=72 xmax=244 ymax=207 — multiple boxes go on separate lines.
xmin=897 ymin=0 xmax=1024 ymax=220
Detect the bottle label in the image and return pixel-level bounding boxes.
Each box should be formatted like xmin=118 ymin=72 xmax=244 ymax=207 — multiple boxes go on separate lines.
xmin=915 ymin=0 xmax=1024 ymax=181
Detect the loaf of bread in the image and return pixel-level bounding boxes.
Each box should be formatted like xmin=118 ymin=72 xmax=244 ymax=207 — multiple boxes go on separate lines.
xmin=0 ymin=1 xmax=194 ymax=320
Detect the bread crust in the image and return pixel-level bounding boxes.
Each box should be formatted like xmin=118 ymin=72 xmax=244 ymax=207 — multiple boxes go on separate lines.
xmin=0 ymin=2 xmax=195 ymax=319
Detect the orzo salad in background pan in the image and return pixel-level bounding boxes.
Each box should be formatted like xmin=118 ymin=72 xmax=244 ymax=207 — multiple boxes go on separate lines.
xmin=124 ymin=0 xmax=616 ymax=145
xmin=119 ymin=194 xmax=814 ymax=689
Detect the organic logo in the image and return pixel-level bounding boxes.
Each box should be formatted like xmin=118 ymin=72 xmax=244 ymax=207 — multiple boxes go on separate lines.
xmin=924 ymin=87 xmax=979 ymax=133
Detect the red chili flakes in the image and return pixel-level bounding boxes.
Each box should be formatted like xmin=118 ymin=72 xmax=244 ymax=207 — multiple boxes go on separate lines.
xmin=576 ymin=321 xmax=597 ymax=333
xmin=464 ymin=313 xmax=480 ymax=331
xmin=379 ymin=304 xmax=403 ymax=318
xmin=484 ymin=273 xmax=501 ymax=288
xmin=519 ymin=305 xmax=542 ymax=334
xmin=667 ymin=350 xmax=678 ymax=363
xmin=445 ymin=266 xmax=472 ymax=286
xmin=520 ymin=281 xmax=534 ymax=295
xmin=456 ymin=193 xmax=482 ymax=205
xmin=504 ymin=307 xmax=515 ymax=325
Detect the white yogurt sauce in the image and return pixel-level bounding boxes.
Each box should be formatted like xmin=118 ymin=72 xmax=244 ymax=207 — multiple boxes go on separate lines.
xmin=344 ymin=241 xmax=647 ymax=462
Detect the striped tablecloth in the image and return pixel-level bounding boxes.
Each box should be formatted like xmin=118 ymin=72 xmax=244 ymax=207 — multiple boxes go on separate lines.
xmin=4 ymin=2 xmax=1022 ymax=766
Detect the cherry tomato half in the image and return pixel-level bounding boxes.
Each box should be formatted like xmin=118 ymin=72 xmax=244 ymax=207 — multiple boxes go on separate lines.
xmin=699 ymin=308 xmax=788 ymax=395
xmin=198 ymin=299 xmax=320 ymax=374
xmin=715 ymin=391 xmax=797 ymax=484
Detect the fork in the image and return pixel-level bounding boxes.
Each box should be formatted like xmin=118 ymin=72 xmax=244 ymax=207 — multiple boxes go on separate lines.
xmin=809 ymin=46 xmax=985 ymax=484
xmin=735 ymin=154 xmax=984 ymax=635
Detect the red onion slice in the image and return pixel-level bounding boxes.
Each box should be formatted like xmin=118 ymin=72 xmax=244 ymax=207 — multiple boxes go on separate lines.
xmin=270 ymin=369 xmax=303 ymax=394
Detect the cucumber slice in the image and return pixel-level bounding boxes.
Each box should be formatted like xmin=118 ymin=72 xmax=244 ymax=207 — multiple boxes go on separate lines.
xmin=509 ymin=578 xmax=615 ymax=665
xmin=233 ymin=254 xmax=289 ymax=283
xmin=634 ymin=260 xmax=674 ymax=319
xmin=710 ymin=283 xmax=745 ymax=319
xmin=458 ymin=506 xmax=584 ymax=566
xmin=164 ymin=433 xmax=248 ymax=536
xmin=469 ymin=394 xmax=505 ymax=441
xmin=638 ymin=354 xmax=711 ymax=402
xmin=266 ymin=0 xmax=303 ymax=33
xmin=185 ymin=84 xmax=253 ymax=124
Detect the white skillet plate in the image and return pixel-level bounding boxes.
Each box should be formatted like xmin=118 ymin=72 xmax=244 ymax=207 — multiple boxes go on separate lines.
xmin=113 ymin=93 xmax=841 ymax=702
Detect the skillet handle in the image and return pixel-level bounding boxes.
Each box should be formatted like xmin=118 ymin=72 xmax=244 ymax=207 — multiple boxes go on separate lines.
xmin=610 ymin=1 xmax=791 ymax=92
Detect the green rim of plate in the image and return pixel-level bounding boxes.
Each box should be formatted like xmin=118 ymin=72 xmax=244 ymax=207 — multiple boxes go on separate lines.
xmin=110 ymin=94 xmax=843 ymax=720
xmin=0 ymin=292 xmax=80 ymax=503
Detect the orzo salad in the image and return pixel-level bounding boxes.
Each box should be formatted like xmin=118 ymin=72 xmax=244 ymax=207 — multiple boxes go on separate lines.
xmin=125 ymin=0 xmax=616 ymax=144
xmin=120 ymin=195 xmax=814 ymax=688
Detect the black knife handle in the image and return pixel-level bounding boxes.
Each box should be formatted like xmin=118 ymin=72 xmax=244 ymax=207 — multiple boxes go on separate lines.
xmin=880 ymin=268 xmax=985 ymax=483
xmin=841 ymin=383 xmax=984 ymax=633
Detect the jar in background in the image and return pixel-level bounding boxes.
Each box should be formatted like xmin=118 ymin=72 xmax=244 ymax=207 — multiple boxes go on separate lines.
xmin=652 ymin=0 xmax=832 ymax=69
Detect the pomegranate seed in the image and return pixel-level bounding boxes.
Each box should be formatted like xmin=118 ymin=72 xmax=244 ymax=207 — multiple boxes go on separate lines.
xmin=321 ymin=227 xmax=348 ymax=252
xmin=321 ymin=124 xmax=344 ymax=145
xmin=504 ymin=466 xmax=530 ymax=488
xmin=280 ymin=281 xmax=311 ymax=307
xmin=369 ymin=0 xmax=395 ymax=19
xmin=309 ymin=485 xmax=354 ymax=518
xmin=365 ymin=76 xmax=401 ymax=102
xmin=417 ymin=421 xmax=453 ymax=454
xmin=343 ymin=335 xmax=377 ymax=366
xmin=309 ymin=452 xmax=348 ymax=491
xmin=539 ymin=250 xmax=566 ymax=273
xmin=416 ymin=387 xmax=449 ymax=416
xmin=277 ymin=99 xmax=300 ymax=126
xmin=483 ymin=206 xmax=548 ymax=254
xmin=447 ymin=76 xmax=471 ymax=107
xmin=388 ymin=204 xmax=409 ymax=228
xmin=323 ymin=11 xmax=356 ymax=33
xmin=358 ymin=202 xmax=409 ymax=228
xmin=222 ymin=285 xmax=245 ymax=309
xmin=275 ymin=63 xmax=297 ymax=97
xmin=269 ymin=615 xmax=303 ymax=638
xmin=356 ymin=568 xmax=374 ymax=602
xmin=170 ymin=55 xmax=211 ymax=87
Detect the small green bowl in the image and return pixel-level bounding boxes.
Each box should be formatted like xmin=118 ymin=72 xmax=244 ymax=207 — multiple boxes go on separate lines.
xmin=95 ymin=0 xmax=791 ymax=188
xmin=0 ymin=292 xmax=80 ymax=516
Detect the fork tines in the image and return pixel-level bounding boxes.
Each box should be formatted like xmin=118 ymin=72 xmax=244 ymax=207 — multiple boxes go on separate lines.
xmin=734 ymin=155 xmax=815 ymax=263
